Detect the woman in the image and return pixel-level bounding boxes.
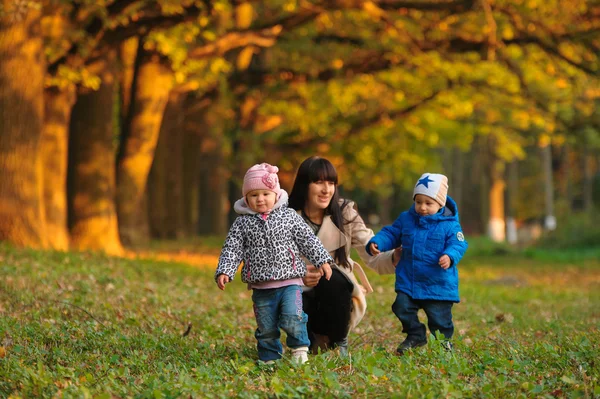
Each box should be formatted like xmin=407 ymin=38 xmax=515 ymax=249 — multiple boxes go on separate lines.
xmin=288 ymin=156 xmax=399 ymax=355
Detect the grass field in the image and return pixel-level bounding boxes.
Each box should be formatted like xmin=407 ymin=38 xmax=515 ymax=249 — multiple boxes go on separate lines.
xmin=0 ymin=240 xmax=599 ymax=398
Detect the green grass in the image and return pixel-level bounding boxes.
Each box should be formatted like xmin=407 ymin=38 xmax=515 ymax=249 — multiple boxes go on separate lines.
xmin=0 ymin=242 xmax=599 ymax=398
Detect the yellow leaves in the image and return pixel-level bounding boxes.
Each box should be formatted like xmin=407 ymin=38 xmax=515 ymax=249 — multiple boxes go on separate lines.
xmin=526 ymin=0 xmax=540 ymax=9
xmin=501 ymin=25 xmax=515 ymax=40
xmin=284 ymin=0 xmax=298 ymax=12
xmin=555 ymin=78 xmax=568 ymax=89
xmin=330 ymin=59 xmax=344 ymax=69
xmin=198 ymin=16 xmax=210 ymax=28
xmin=512 ymin=110 xmax=531 ymax=130
xmin=362 ymin=2 xmax=386 ymax=20
xmin=538 ymin=134 xmax=552 ymax=147
xmin=485 ymin=109 xmax=502 ymax=124
xmin=316 ymin=13 xmax=334 ymax=29
xmin=236 ymin=46 xmax=255 ymax=71
xmin=316 ymin=143 xmax=331 ymax=153
xmin=0 ymin=346 xmax=5 ymax=358
xmin=46 ymin=65 xmax=101 ymax=90
xmin=254 ymin=115 xmax=283 ymax=134
xmin=235 ymin=3 xmax=253 ymax=29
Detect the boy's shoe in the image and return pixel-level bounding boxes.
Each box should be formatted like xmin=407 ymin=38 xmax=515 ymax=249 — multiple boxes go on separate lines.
xmin=291 ymin=347 xmax=309 ymax=364
xmin=442 ymin=340 xmax=453 ymax=352
xmin=257 ymin=359 xmax=278 ymax=371
xmin=396 ymin=338 xmax=427 ymax=355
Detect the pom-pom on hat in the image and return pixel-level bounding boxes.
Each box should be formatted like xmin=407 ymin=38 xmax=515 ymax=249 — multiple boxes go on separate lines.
xmin=413 ymin=173 xmax=448 ymax=207
xmin=242 ymin=163 xmax=281 ymax=196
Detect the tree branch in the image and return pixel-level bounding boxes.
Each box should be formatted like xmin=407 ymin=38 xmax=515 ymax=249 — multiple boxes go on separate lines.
xmin=188 ymin=25 xmax=283 ymax=59
xmin=99 ymin=5 xmax=202 ymax=46
xmin=48 ymin=0 xmax=142 ymax=72
xmin=49 ymin=2 xmax=203 ymax=72
xmin=375 ymin=0 xmax=476 ymax=11
xmin=347 ymin=89 xmax=443 ymax=135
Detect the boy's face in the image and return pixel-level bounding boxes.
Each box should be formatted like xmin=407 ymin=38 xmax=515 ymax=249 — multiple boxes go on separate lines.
xmin=414 ymin=194 xmax=442 ymax=216
xmin=246 ymin=189 xmax=277 ymax=213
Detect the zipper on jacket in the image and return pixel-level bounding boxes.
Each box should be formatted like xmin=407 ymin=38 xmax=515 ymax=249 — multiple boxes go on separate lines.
xmin=288 ymin=248 xmax=296 ymax=271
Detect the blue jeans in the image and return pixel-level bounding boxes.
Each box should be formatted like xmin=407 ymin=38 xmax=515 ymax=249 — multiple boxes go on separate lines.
xmin=252 ymin=285 xmax=309 ymax=361
xmin=392 ymin=291 xmax=454 ymax=342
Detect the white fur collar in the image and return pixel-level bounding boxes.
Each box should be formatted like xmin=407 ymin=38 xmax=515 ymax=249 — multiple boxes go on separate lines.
xmin=233 ymin=190 xmax=289 ymax=215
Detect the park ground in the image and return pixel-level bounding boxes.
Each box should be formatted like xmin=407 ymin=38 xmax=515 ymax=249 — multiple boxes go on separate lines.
xmin=0 ymin=238 xmax=599 ymax=398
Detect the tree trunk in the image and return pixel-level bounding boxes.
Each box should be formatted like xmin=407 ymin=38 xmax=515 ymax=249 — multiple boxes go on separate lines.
xmin=118 ymin=36 xmax=139 ymax=129
xmin=0 ymin=7 xmax=47 ymax=248
xmin=451 ymin=147 xmax=464 ymax=212
xmin=379 ymin=193 xmax=393 ymax=226
xmin=68 ymin=51 xmax=122 ymax=255
xmin=582 ymin=147 xmax=593 ymax=213
xmin=487 ymin=146 xmax=506 ymax=242
xmin=540 ymin=142 xmax=556 ymax=230
xmin=193 ymin=100 xmax=229 ymax=236
xmin=41 ymin=86 xmax=76 ymax=250
xmin=147 ymin=92 xmax=185 ymax=239
xmin=505 ymin=160 xmax=518 ymax=245
xmin=559 ymin=144 xmax=572 ymax=211
xmin=474 ymin=135 xmax=488 ymax=235
xmin=116 ymin=49 xmax=173 ymax=246
xmin=182 ymin=99 xmax=203 ymax=236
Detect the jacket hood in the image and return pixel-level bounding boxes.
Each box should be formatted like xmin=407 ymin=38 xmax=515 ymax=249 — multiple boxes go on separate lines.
xmin=233 ymin=190 xmax=289 ymax=215
xmin=409 ymin=195 xmax=460 ymax=223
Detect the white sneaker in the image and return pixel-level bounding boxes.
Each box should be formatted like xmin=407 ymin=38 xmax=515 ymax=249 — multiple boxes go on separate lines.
xmin=291 ymin=347 xmax=309 ymax=364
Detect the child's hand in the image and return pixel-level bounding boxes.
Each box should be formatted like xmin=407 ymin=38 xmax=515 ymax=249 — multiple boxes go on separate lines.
xmin=320 ymin=263 xmax=332 ymax=280
xmin=216 ymin=274 xmax=230 ymax=290
xmin=439 ymin=255 xmax=451 ymax=269
xmin=369 ymin=243 xmax=380 ymax=255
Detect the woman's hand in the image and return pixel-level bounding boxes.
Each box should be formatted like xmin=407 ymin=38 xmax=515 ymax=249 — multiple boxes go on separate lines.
xmin=392 ymin=247 xmax=402 ymax=266
xmin=303 ymin=264 xmax=324 ymax=287
xmin=320 ymin=263 xmax=332 ymax=280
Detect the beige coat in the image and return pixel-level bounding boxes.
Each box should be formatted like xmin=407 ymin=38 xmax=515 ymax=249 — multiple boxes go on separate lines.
xmin=301 ymin=201 xmax=396 ymax=331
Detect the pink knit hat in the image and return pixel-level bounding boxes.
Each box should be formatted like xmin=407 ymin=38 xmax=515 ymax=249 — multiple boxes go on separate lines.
xmin=242 ymin=163 xmax=281 ymax=196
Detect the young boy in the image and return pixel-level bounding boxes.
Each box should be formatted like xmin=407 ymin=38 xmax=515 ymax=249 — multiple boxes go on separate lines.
xmin=366 ymin=173 xmax=468 ymax=355
xmin=215 ymin=163 xmax=333 ymax=364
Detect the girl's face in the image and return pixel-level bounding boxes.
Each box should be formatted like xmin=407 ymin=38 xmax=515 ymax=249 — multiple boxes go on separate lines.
xmin=306 ymin=180 xmax=336 ymax=211
xmin=246 ymin=189 xmax=277 ymax=213
xmin=414 ymin=194 xmax=442 ymax=216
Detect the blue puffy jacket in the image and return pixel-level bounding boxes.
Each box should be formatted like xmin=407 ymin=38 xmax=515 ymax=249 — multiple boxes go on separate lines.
xmin=366 ymin=196 xmax=467 ymax=302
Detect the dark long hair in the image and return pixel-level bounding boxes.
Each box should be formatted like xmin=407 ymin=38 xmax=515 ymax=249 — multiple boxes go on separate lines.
xmin=289 ymin=156 xmax=351 ymax=268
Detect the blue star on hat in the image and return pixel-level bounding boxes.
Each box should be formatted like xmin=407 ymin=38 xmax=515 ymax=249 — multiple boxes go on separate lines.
xmin=416 ymin=175 xmax=434 ymax=188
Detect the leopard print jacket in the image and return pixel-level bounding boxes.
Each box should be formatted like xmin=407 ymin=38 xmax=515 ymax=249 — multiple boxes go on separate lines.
xmin=215 ymin=191 xmax=334 ymax=284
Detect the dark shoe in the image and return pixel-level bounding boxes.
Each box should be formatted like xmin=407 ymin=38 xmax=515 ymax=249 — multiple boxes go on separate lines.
xmin=396 ymin=338 xmax=427 ymax=355
xmin=334 ymin=343 xmax=349 ymax=357
xmin=333 ymin=337 xmax=349 ymax=357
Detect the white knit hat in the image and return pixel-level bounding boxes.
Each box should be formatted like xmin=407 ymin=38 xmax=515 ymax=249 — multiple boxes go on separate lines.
xmin=413 ymin=173 xmax=448 ymax=207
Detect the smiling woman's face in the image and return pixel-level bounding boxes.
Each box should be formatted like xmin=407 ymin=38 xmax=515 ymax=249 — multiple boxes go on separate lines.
xmin=306 ymin=180 xmax=336 ymax=211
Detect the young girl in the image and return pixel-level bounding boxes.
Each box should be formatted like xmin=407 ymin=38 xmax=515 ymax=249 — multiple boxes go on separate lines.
xmin=215 ymin=163 xmax=333 ymax=364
